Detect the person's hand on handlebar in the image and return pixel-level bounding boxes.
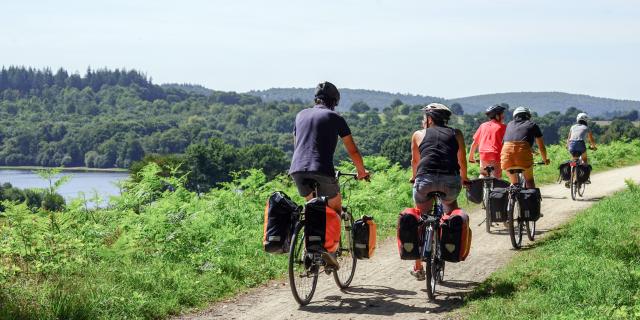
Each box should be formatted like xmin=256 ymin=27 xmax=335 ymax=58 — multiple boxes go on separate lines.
xmin=589 ymin=145 xmax=597 ymax=151
xmin=461 ymin=175 xmax=471 ymax=188
xmin=543 ymin=158 xmax=551 ymax=165
xmin=357 ymin=170 xmax=370 ymax=181
xmin=468 ymin=156 xmax=476 ymax=164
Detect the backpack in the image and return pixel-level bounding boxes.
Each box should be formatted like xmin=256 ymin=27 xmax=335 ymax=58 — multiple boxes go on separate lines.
xmin=397 ymin=208 xmax=422 ymax=260
xmin=517 ymin=188 xmax=541 ymax=221
xmin=439 ymin=209 xmax=472 ymax=262
xmin=558 ymin=161 xmax=572 ymax=181
xmin=576 ymin=164 xmax=592 ymax=184
xmin=263 ymin=191 xmax=299 ymax=253
xmin=353 ymin=216 xmax=377 ymax=259
xmin=466 ymin=179 xmax=484 ymax=204
xmin=304 ymin=197 xmax=341 ymax=253
xmin=488 ymin=188 xmax=509 ymax=222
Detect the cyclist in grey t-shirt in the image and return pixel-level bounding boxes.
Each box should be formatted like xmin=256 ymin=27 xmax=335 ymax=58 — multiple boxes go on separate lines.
xmin=567 ymin=112 xmax=597 ymax=164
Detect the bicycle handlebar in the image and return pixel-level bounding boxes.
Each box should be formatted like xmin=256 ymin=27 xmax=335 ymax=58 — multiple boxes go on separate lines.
xmin=336 ymin=171 xmax=370 ymax=181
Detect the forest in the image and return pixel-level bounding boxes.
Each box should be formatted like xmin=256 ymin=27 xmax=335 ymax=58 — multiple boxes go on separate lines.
xmin=2 ymin=66 xmax=640 ymax=192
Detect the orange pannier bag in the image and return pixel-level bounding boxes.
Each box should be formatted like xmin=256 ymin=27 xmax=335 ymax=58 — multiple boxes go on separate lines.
xmin=304 ymin=197 xmax=341 ymax=253
xmin=439 ymin=208 xmax=472 ymax=262
xmin=353 ymin=216 xmax=376 ymax=259
xmin=397 ymin=208 xmax=422 ymax=260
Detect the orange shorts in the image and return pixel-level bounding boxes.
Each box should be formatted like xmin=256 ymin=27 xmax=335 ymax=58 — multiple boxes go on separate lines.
xmin=500 ymin=141 xmax=533 ymax=170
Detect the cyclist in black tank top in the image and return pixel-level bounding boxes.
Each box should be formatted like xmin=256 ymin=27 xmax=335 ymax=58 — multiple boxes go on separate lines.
xmin=417 ymin=126 xmax=460 ymax=175
xmin=408 ymin=103 xmax=470 ymax=280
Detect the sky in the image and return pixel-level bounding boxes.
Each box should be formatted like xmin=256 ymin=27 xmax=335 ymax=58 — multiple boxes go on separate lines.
xmin=2 ymin=0 xmax=639 ymax=100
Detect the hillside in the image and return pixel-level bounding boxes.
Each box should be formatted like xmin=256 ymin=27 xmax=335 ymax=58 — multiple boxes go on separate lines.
xmin=245 ymin=88 xmax=640 ymax=116
xmin=246 ymin=88 xmax=445 ymax=112
xmin=451 ymin=91 xmax=640 ymax=116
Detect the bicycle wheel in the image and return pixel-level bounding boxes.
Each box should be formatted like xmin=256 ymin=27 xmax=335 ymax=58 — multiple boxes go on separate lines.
xmin=577 ymin=181 xmax=586 ymax=197
xmin=484 ymin=185 xmax=492 ymax=234
xmin=333 ymin=210 xmax=356 ymax=288
xmin=508 ymin=199 xmax=523 ymax=249
xmin=526 ymin=220 xmax=535 ymax=241
xmin=425 ymin=226 xmax=437 ymax=300
xmin=570 ymin=167 xmax=577 ymax=201
xmin=288 ymin=222 xmax=318 ymax=305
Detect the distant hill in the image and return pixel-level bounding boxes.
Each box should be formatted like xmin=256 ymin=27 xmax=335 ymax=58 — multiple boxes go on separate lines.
xmin=449 ymin=92 xmax=640 ymax=116
xmin=246 ymin=88 xmax=640 ymax=116
xmin=162 ymin=83 xmax=215 ymax=96
xmin=246 ymin=88 xmax=445 ymax=112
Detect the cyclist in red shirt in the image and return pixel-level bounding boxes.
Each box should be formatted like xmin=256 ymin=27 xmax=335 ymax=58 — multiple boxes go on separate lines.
xmin=468 ymin=105 xmax=507 ymax=178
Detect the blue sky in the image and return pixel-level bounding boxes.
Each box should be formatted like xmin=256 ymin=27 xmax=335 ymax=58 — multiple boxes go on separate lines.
xmin=2 ymin=0 xmax=639 ymax=100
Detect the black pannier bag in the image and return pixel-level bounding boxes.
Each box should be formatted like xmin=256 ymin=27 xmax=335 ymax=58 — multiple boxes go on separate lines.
xmin=263 ymin=191 xmax=298 ymax=253
xmin=517 ymin=188 xmax=542 ymax=221
xmin=466 ymin=179 xmax=483 ymax=204
xmin=576 ymin=164 xmax=592 ymax=184
xmin=493 ymin=179 xmax=511 ymax=189
xmin=488 ymin=188 xmax=509 ymax=222
xmin=352 ymin=216 xmax=377 ymax=259
xmin=397 ymin=208 xmax=422 ymax=260
xmin=558 ymin=161 xmax=572 ymax=181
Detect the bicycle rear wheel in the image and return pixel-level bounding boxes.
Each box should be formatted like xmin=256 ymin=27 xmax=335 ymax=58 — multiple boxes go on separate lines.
xmin=526 ymin=220 xmax=536 ymax=241
xmin=484 ymin=185 xmax=491 ymax=234
xmin=508 ymin=199 xmax=523 ymax=249
xmin=570 ymin=167 xmax=577 ymax=201
xmin=425 ymin=226 xmax=437 ymax=300
xmin=288 ymin=222 xmax=318 ymax=305
xmin=333 ymin=210 xmax=356 ymax=288
xmin=577 ymin=181 xmax=586 ymax=197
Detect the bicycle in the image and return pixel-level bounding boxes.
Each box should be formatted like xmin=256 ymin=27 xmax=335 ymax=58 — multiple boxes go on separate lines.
xmin=288 ymin=171 xmax=360 ymax=306
xmin=567 ymin=146 xmax=595 ymax=201
xmin=505 ymin=162 xmax=545 ymax=249
xmin=420 ymin=191 xmax=446 ymax=300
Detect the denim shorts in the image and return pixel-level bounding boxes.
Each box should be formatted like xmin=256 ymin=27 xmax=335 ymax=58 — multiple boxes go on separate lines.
xmin=413 ymin=173 xmax=462 ymax=204
xmin=568 ymin=140 xmax=586 ymax=157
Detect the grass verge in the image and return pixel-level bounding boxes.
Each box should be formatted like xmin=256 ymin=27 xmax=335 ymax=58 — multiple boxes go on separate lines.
xmin=462 ymin=181 xmax=640 ymax=319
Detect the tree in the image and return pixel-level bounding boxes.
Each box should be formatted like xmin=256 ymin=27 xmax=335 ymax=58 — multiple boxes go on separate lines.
xmin=381 ymin=137 xmax=411 ymax=167
xmin=390 ymin=99 xmax=403 ymax=108
xmin=350 ymin=101 xmax=370 ymax=113
xmin=450 ymin=102 xmax=464 ymax=115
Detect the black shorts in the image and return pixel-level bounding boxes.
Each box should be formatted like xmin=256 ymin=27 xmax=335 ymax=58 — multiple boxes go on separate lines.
xmin=290 ymin=172 xmax=340 ymax=198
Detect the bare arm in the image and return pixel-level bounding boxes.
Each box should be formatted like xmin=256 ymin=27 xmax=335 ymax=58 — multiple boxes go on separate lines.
xmin=468 ymin=140 xmax=478 ymax=163
xmin=410 ymin=131 xmax=422 ymax=182
xmin=455 ymin=130 xmax=469 ymax=182
xmin=566 ymin=131 xmax=571 ymax=147
xmin=535 ymin=136 xmax=550 ymax=164
xmin=588 ymin=131 xmax=597 ymax=149
xmin=342 ymin=135 xmax=369 ymax=179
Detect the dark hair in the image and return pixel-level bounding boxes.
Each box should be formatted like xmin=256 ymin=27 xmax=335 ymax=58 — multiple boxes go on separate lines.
xmin=514 ymin=113 xmax=531 ymax=121
xmin=578 ymin=120 xmax=588 ymax=126
xmin=425 ymin=111 xmax=448 ymax=126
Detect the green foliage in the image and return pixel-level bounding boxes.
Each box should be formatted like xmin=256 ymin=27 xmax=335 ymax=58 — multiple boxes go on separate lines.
xmin=464 ymin=185 xmax=640 ymax=319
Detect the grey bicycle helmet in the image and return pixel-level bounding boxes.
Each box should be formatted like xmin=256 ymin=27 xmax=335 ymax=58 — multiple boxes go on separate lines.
xmin=513 ymin=106 xmax=531 ymax=118
xmin=485 ymin=104 xmax=506 ymax=117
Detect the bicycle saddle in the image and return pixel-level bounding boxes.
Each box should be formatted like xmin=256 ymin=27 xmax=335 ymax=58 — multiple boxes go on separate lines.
xmin=427 ymin=191 xmax=446 ymax=199
xmin=506 ymin=166 xmax=526 ymax=174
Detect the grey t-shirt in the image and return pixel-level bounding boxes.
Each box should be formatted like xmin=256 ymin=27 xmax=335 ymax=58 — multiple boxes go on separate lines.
xmin=503 ymin=119 xmax=543 ymax=147
xmin=289 ymin=105 xmax=351 ymax=176
xmin=569 ymin=124 xmax=589 ymax=141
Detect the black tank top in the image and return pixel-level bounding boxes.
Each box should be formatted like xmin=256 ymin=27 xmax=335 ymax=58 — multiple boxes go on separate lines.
xmin=417 ymin=126 xmax=460 ymax=175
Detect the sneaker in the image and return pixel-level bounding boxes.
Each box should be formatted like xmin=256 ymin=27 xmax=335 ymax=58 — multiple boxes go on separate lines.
xmin=564 ymin=181 xmax=570 ymax=188
xmin=321 ymin=251 xmax=340 ymax=271
xmin=585 ymin=179 xmax=591 ymax=184
xmin=410 ymin=267 xmax=426 ymax=281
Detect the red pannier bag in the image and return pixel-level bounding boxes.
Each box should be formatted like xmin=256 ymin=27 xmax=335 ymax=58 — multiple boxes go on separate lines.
xmin=439 ymin=209 xmax=472 ymax=262
xmin=304 ymin=197 xmax=341 ymax=253
xmin=397 ymin=208 xmax=422 ymax=260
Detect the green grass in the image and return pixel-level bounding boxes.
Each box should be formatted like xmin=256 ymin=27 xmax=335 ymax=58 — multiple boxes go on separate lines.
xmin=462 ymin=181 xmax=640 ymax=319
xmin=0 ymin=140 xmax=639 ymax=319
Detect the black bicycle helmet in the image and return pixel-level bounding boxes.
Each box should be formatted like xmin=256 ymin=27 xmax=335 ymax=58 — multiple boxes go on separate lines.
xmin=314 ymin=81 xmax=340 ymax=107
xmin=485 ymin=104 xmax=506 ymax=118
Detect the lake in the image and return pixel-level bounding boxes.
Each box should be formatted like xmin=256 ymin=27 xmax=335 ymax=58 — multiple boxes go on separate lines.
xmin=0 ymin=169 xmax=129 ymax=206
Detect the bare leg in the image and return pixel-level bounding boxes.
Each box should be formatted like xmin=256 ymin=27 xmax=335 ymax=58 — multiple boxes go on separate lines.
xmin=581 ymin=152 xmax=588 ymax=164
xmin=523 ymin=167 xmax=536 ymax=188
xmin=414 ymin=199 xmax=433 ymax=271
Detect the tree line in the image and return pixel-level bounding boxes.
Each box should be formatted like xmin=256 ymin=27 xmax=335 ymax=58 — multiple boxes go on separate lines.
xmin=1 ymin=67 xmax=639 ymax=192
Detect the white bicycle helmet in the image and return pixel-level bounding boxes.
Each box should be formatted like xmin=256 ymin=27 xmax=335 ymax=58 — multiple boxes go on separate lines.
xmin=512 ymin=106 xmax=531 ymax=118
xmin=576 ymin=112 xmax=589 ymax=122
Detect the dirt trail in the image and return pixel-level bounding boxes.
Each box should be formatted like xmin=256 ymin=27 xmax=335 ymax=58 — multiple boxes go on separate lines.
xmin=178 ymin=164 xmax=640 ymax=320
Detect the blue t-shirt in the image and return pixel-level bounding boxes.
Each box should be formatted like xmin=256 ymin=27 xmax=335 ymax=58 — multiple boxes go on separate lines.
xmin=289 ymin=105 xmax=351 ymax=176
